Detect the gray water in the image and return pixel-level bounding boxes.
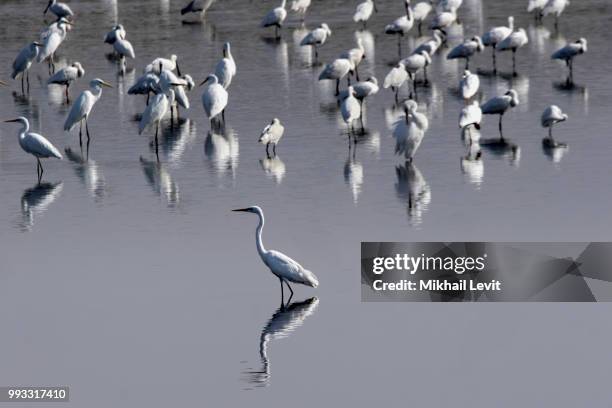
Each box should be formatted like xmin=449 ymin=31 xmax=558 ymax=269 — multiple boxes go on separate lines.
xmin=1 ymin=0 xmax=612 ymax=406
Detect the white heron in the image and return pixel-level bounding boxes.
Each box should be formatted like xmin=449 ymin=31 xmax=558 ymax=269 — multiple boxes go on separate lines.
xmin=4 ymin=117 xmax=63 ymax=181
xmin=64 ymin=78 xmax=113 ymax=148
xmin=412 ymin=1 xmax=433 ymax=35
xmin=482 ymin=16 xmax=514 ymax=72
xmin=446 ymin=36 xmax=484 ymax=70
xmin=542 ymin=0 xmax=570 ymax=28
xmin=259 ymin=118 xmax=285 ymax=156
xmin=496 ymin=28 xmax=528 ymax=75
xmin=37 ymin=17 xmax=73 ymax=74
xmin=318 ymin=57 xmax=354 ymax=95
xmin=341 ymin=86 xmax=362 ymax=134
xmin=200 ymin=74 xmax=228 ymax=126
xmin=353 ymin=0 xmax=377 ymax=28
xmin=459 ymin=69 xmax=479 ymax=100
xmin=339 ymin=38 xmax=366 ymax=81
xmin=12 ymin=41 xmax=42 ymax=93
xmin=401 ymin=50 xmax=431 ymax=91
xmin=300 ymin=23 xmax=332 ymax=60
xmin=527 ymin=0 xmax=547 ymax=21
xmin=430 ymin=7 xmax=457 ymax=36
xmin=104 ymin=24 xmax=126 ymax=45
xmin=232 ymin=206 xmax=319 ymax=299
xmin=481 ymin=89 xmax=519 ymax=137
xmin=214 ymin=42 xmax=236 ymax=89
xmin=261 ymin=0 xmax=288 ymax=39
xmin=291 ymin=0 xmax=311 ymax=21
xmin=47 ymin=61 xmax=84 ymax=102
xmin=139 ymin=87 xmax=177 ymax=159
xmin=393 ymin=100 xmax=429 ymax=162
xmin=412 ymin=29 xmax=444 ymax=56
xmin=552 ymin=38 xmax=587 ymax=81
xmin=44 ymin=0 xmax=74 ymax=19
xmin=459 ymin=100 xmax=482 ymax=141
xmin=384 ymin=62 xmax=408 ymax=103
xmin=128 ymin=72 xmax=160 ymax=105
xmin=145 ymin=55 xmax=181 ymax=76
xmin=385 ymin=0 xmax=414 ymax=52
xmin=541 ymin=105 xmax=568 ymax=138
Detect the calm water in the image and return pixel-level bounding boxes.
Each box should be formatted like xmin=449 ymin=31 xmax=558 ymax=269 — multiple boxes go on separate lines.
xmin=1 ymin=0 xmax=612 ymax=406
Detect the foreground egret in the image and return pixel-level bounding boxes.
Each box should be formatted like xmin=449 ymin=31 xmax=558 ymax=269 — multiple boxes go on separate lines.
xmin=4 ymin=117 xmax=62 ymax=181
xmin=541 ymin=105 xmax=568 ymax=138
xmin=261 ymin=0 xmax=287 ymax=39
xmin=319 ymin=57 xmax=354 ymax=95
xmin=259 ymin=118 xmax=285 ymax=156
xmin=47 ymin=61 xmax=84 ymax=102
xmin=37 ymin=17 xmax=72 ymax=74
xmin=481 ymin=89 xmax=519 ymax=137
xmin=12 ymin=42 xmax=42 ymax=93
xmin=232 ymin=206 xmax=319 ymax=298
xmin=64 ymin=79 xmax=113 ymax=148
xmin=341 ymin=86 xmax=362 ymax=134
xmin=393 ymin=100 xmax=429 ymax=162
xmin=353 ymin=0 xmax=377 ymax=28
xmin=384 ymin=62 xmax=408 ymax=103
xmin=542 ymin=0 xmax=570 ymax=28
xmin=459 ymin=70 xmax=480 ymax=100
xmin=496 ymin=28 xmax=529 ymax=75
xmin=459 ymin=100 xmax=482 ymax=140
xmin=447 ymin=36 xmax=484 ymax=70
xmin=214 ymin=42 xmax=236 ymax=89
xmin=145 ymin=55 xmax=181 ymax=76
xmin=412 ymin=1 xmax=433 ymax=35
xmin=159 ymin=68 xmax=191 ymax=120
xmin=339 ymin=38 xmax=366 ymax=81
xmin=291 ymin=0 xmax=311 ymax=21
xmin=385 ymin=0 xmax=414 ymax=51
xmin=552 ymin=38 xmax=587 ymax=81
xmin=139 ymin=87 xmax=176 ymax=158
xmin=482 ymin=16 xmax=514 ymax=72
xmin=300 ymin=23 xmax=332 ymax=60
xmin=200 ymin=74 xmax=228 ymax=125
xmin=44 ymin=0 xmax=74 ymax=19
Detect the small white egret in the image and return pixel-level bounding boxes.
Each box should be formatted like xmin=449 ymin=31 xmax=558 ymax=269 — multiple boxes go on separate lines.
xmin=459 ymin=69 xmax=479 ymax=100
xmin=64 ymin=78 xmax=113 ymax=148
xmin=385 ymin=0 xmax=414 ymax=52
xmin=37 ymin=17 xmax=73 ymax=74
xmin=401 ymin=50 xmax=431 ymax=91
xmin=145 ymin=55 xmax=181 ymax=76
xmin=459 ymin=100 xmax=482 ymax=141
xmin=393 ymin=100 xmax=429 ymax=162
xmin=4 ymin=117 xmax=62 ymax=181
xmin=291 ymin=0 xmax=311 ymax=21
xmin=139 ymin=87 xmax=177 ymax=159
xmin=200 ymin=74 xmax=228 ymax=126
xmin=446 ymin=36 xmax=483 ymax=70
xmin=47 ymin=61 xmax=84 ymax=102
xmin=412 ymin=29 xmax=444 ymax=56
xmin=300 ymin=23 xmax=332 ymax=60
xmin=542 ymin=0 xmax=570 ymax=28
xmin=527 ymin=0 xmax=547 ymax=21
xmin=341 ymin=86 xmax=362 ymax=134
xmin=384 ymin=63 xmax=408 ymax=103
xmin=353 ymin=0 xmax=377 ymax=28
xmin=339 ymin=38 xmax=366 ymax=80
xmin=261 ymin=0 xmax=288 ymax=39
xmin=232 ymin=206 xmax=319 ymax=298
xmin=541 ymin=105 xmax=568 ymax=138
xmin=214 ymin=42 xmax=236 ymax=89
xmin=430 ymin=7 xmax=457 ymax=36
xmin=482 ymin=16 xmax=514 ymax=72
xmin=496 ymin=28 xmax=529 ymax=75
xmin=552 ymin=38 xmax=587 ymax=81
xmin=259 ymin=118 xmax=285 ymax=156
xmin=44 ymin=0 xmax=73 ymax=19
xmin=481 ymin=89 xmax=519 ymax=137
xmin=412 ymin=1 xmax=433 ymax=35
xmin=11 ymin=42 xmax=42 ymax=93
xmin=318 ymin=57 xmax=354 ymax=95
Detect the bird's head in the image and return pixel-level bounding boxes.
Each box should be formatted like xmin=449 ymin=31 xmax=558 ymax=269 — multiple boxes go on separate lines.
xmin=73 ymin=62 xmax=85 ymax=77
xmin=223 ymin=42 xmax=231 ymax=57
xmin=577 ymin=38 xmax=588 ymax=52
xmin=4 ymin=116 xmax=28 ymax=126
xmin=505 ymin=89 xmax=519 ymax=106
xmin=57 ymin=17 xmax=73 ymax=28
xmin=321 ymin=23 xmax=332 ymax=36
xmin=91 ymin=78 xmax=113 ymax=89
xmin=403 ymin=99 xmax=418 ymax=116
xmin=232 ymin=206 xmax=263 ymax=215
xmin=0 ymin=79 xmax=7 ymax=87
xmin=199 ymin=74 xmax=218 ymax=87
xmin=472 ymin=36 xmax=484 ymax=51
xmin=463 ymin=69 xmax=471 ymax=78
xmin=367 ymin=76 xmax=378 ymax=86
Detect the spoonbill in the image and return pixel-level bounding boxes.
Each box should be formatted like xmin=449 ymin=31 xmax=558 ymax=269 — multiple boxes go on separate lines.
xmin=527 ymin=0 xmax=547 ymax=21
xmin=393 ymin=100 xmax=429 ymax=162
xmin=232 ymin=206 xmax=319 ymax=299
xmin=300 ymin=23 xmax=332 ymax=60
xmin=319 ymin=57 xmax=354 ymax=95
xmin=181 ymin=0 xmax=215 ymax=17
xmin=145 ymin=55 xmax=181 ymax=76
xmin=353 ymin=0 xmax=377 ymax=28
xmin=401 ymin=50 xmax=431 ymax=91
xmin=291 ymin=0 xmax=311 ymax=21
xmin=412 ymin=29 xmax=444 ymax=56
xmin=47 ymin=61 xmax=85 ymax=102
xmin=459 ymin=70 xmax=479 ymax=100
xmin=552 ymin=38 xmax=587 ymax=81
xmin=64 ymin=78 xmax=113 ymax=148
xmin=4 ymin=117 xmax=62 ymax=181
xmin=38 ymin=17 xmax=73 ymax=74
xmin=104 ymin=24 xmax=126 ymax=45
xmin=430 ymin=7 xmax=457 ymax=36
xmin=459 ymin=100 xmax=482 ymax=140
xmin=339 ymin=38 xmax=366 ymax=81
xmin=412 ymin=1 xmax=433 ymax=35
xmin=341 ymin=86 xmax=362 ymax=134
xmin=341 ymin=76 xmax=379 ymax=105
xmin=385 ymin=0 xmax=414 ymax=52
xmin=384 ymin=62 xmax=408 ymax=103
xmin=481 ymin=89 xmax=519 ymax=137
xmin=200 ymin=74 xmax=228 ymax=126
xmin=482 ymin=16 xmax=514 ymax=72
xmin=496 ymin=28 xmax=529 ymax=75
xmin=542 ymin=0 xmax=570 ymax=28
xmin=44 ymin=0 xmax=73 ymax=19
xmin=113 ymin=29 xmax=136 ymax=72
xmin=128 ymin=72 xmax=160 ymax=105
xmin=139 ymin=87 xmax=177 ymax=159
xmin=12 ymin=42 xmax=42 ymax=93
xmin=541 ymin=105 xmax=568 ymax=138
xmin=261 ymin=0 xmax=287 ymax=39
xmin=214 ymin=42 xmax=236 ymax=89
xmin=446 ymin=36 xmax=484 ymax=70
xmin=259 ymin=118 xmax=285 ymax=157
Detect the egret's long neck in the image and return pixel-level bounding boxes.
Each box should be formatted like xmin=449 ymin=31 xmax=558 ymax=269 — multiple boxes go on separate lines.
xmin=92 ymin=85 xmax=103 ymax=99
xmin=280 ymin=0 xmax=286 ymax=9
xmin=18 ymin=121 xmax=29 ymax=138
xmin=255 ymin=212 xmax=267 ymax=256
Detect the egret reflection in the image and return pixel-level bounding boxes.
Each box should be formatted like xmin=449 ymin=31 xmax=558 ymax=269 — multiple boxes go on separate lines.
xmin=461 ymin=143 xmax=484 ymax=186
xmin=344 ymin=148 xmax=363 ymax=204
xmin=140 ymin=157 xmax=180 ymax=206
xmin=64 ymin=148 xmax=107 ymax=201
xmin=19 ymin=181 xmax=63 ymax=231
xmin=480 ymin=137 xmax=521 ymax=166
xmin=204 ymin=127 xmax=239 ymax=178
xmin=395 ymin=162 xmax=430 ymax=225
xmin=260 ymin=155 xmax=286 ymax=184
xmin=542 ymin=139 xmax=569 ymax=164
xmin=157 ymin=118 xmax=196 ymax=164
xmin=243 ymin=297 xmax=319 ymax=389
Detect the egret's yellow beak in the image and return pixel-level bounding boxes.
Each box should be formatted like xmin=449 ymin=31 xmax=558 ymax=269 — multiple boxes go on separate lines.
xmin=0 ymin=80 xmax=8 ymax=86
xmin=100 ymin=80 xmax=113 ymax=88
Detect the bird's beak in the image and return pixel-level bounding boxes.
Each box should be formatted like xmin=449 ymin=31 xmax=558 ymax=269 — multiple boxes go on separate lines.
xmin=33 ymin=42 xmax=43 ymax=47
xmin=44 ymin=2 xmax=50 ymax=13
xmin=199 ymin=78 xmax=210 ymax=86
xmin=170 ymin=82 xmax=185 ymax=87
xmin=0 ymin=80 xmax=7 ymax=86
xmin=4 ymin=118 xmax=20 ymax=123
xmin=373 ymin=1 xmax=378 ymax=12
xmin=175 ymin=61 xmax=182 ymax=77
xmin=100 ymin=80 xmax=113 ymax=88
xmin=232 ymin=208 xmax=250 ymax=212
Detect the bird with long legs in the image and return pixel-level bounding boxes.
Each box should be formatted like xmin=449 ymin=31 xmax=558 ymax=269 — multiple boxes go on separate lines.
xmin=446 ymin=36 xmax=484 ymax=70
xmin=459 ymin=100 xmax=482 ymax=142
xmin=200 ymin=74 xmax=228 ymax=128
xmin=385 ymin=0 xmax=414 ymax=56
xmin=527 ymin=0 xmax=547 ymax=21
xmin=412 ymin=1 xmax=433 ymax=36
xmin=552 ymin=38 xmax=587 ymax=84
xmin=44 ymin=0 xmax=73 ymax=19
xmin=139 ymin=86 xmax=178 ymax=160
xmin=482 ymin=16 xmax=514 ymax=73
xmin=259 ymin=118 xmax=285 ymax=157
xmin=339 ymin=38 xmax=366 ymax=81
xmin=342 ymin=86 xmax=362 ymax=138
xmin=214 ymin=42 xmax=237 ymax=89
xmin=459 ymin=69 xmax=479 ymax=100
xmin=261 ymin=0 xmax=288 ymax=39
xmin=542 ymin=0 xmax=570 ymax=30
xmin=47 ymin=61 xmax=84 ymax=103
xmin=481 ymin=89 xmax=519 ymax=139
xmin=541 ymin=105 xmax=568 ymax=147
xmin=393 ymin=100 xmax=429 ymax=162
xmin=401 ymin=50 xmax=431 ymax=94
xmin=291 ymin=0 xmax=311 ymax=21
xmin=300 ymin=24 xmax=332 ymax=62
xmin=353 ymin=0 xmax=377 ymax=28
xmin=319 ymin=57 xmax=354 ymax=96
xmin=384 ymin=62 xmax=408 ymax=104
xmin=12 ymin=42 xmax=42 ymax=94
xmin=37 ymin=17 xmax=72 ymax=74
xmin=496 ymin=28 xmax=528 ymax=76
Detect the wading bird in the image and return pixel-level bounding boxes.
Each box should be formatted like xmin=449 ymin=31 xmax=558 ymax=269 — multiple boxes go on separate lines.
xmin=496 ymin=28 xmax=528 ymax=75
xmin=200 ymin=74 xmax=228 ymax=126
xmin=412 ymin=1 xmax=433 ymax=35
xmin=44 ymin=0 xmax=73 ymax=19
xmin=214 ymin=42 xmax=236 ymax=89
xmin=139 ymin=87 xmax=177 ymax=159
xmin=393 ymin=100 xmax=429 ymax=162
xmin=401 ymin=50 xmax=431 ymax=92
xmin=38 ymin=17 xmax=73 ymax=74
xmin=552 ymin=38 xmax=587 ymax=82
xmin=64 ymin=78 xmax=113 ymax=149
xmin=541 ymin=105 xmax=568 ymax=139
xmin=232 ymin=206 xmax=319 ymax=299
xmin=384 ymin=62 xmax=408 ymax=103
xmin=459 ymin=100 xmax=482 ymax=140
xmin=128 ymin=72 xmax=160 ymax=105
xmin=113 ymin=29 xmax=135 ymax=73
xmin=104 ymin=24 xmax=126 ymax=46
xmin=145 ymin=55 xmax=181 ymax=76
xmin=342 ymin=77 xmax=379 ymax=106
xmin=261 ymin=0 xmax=288 ymax=39
xmin=339 ymin=38 xmax=366 ymax=81
xmin=181 ymin=0 xmax=215 ymax=17
xmin=319 ymin=57 xmax=354 ymax=95
xmin=430 ymin=7 xmax=457 ymax=36
xmin=259 ymin=118 xmax=284 ymax=157
xmin=481 ymin=89 xmax=519 ymax=138
xmin=385 ymin=0 xmax=414 ymax=53
xmin=47 ymin=61 xmax=84 ymax=102
xmin=353 ymin=0 xmax=377 ymax=28
xmin=459 ymin=70 xmax=480 ymax=100
xmin=341 ymin=86 xmax=362 ymax=134
xmin=300 ymin=23 xmax=332 ymax=60
xmin=291 ymin=0 xmax=311 ymax=21
xmin=412 ymin=29 xmax=444 ymax=56
xmin=4 ymin=117 xmax=62 ymax=181
xmin=447 ymin=36 xmax=484 ymax=70
xmin=527 ymin=0 xmax=547 ymax=21
xmin=12 ymin=41 xmax=42 ymax=93
xmin=542 ymin=0 xmax=570 ymax=28
xmin=482 ymin=16 xmax=514 ymax=72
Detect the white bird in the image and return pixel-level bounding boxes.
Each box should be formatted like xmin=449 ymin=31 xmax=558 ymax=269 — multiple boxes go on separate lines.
xmin=430 ymin=7 xmax=457 ymax=35
xmin=261 ymin=0 xmax=288 ymax=39
xmin=318 ymin=57 xmax=354 ymax=95
xmin=401 ymin=50 xmax=431 ymax=91
xmin=482 ymin=16 xmax=514 ymax=72
xmin=496 ymin=28 xmax=529 ymax=75
xmin=104 ymin=24 xmax=126 ymax=45
xmin=341 ymin=76 xmax=379 ymax=104
xmin=344 ymin=153 xmax=363 ymax=204
xmin=200 ymin=74 xmax=228 ymax=125
xmin=139 ymin=87 xmax=176 ymax=158
xmin=113 ymin=30 xmax=135 ymax=63
xmin=291 ymin=0 xmax=311 ymax=21
xmin=128 ymin=72 xmax=160 ymax=105
xmin=11 ymin=42 xmax=42 ymax=93
xmin=47 ymin=61 xmax=84 ymax=102
xmin=385 ymin=0 xmax=415 ymax=48
xmin=4 ymin=117 xmax=62 ymax=181
xmin=44 ymin=0 xmax=73 ymax=19
xmin=412 ymin=29 xmax=444 ymax=56
xmin=181 ymin=0 xmax=215 ymax=17
xmin=446 ymin=36 xmax=484 ymax=70
xmin=527 ymin=0 xmax=547 ymax=20
xmin=260 ymin=156 xmax=286 ymax=184
xmin=541 ymin=105 xmax=568 ymax=138
xmin=64 ymin=78 xmax=113 ymax=147
xmin=438 ymin=0 xmax=462 ymax=12
xmin=145 ymin=55 xmax=181 ymax=76
xmin=552 ymin=38 xmax=587 ymax=81
xmin=384 ymin=62 xmax=409 ymax=103
xmin=341 ymin=86 xmax=362 ymax=133
xmin=542 ymin=0 xmax=570 ymax=28
xmin=459 ymin=100 xmax=482 ymax=140
xmin=214 ymin=42 xmax=236 ymax=89
xmin=37 ymin=17 xmax=72 ymax=74
xmin=300 ymin=23 xmax=332 ymax=60
xmin=481 ymin=89 xmax=519 ymax=137
xmin=393 ymin=100 xmax=429 ymax=162
xmin=259 ymin=118 xmax=285 ymax=156
xmin=412 ymin=1 xmax=433 ymax=35
xmin=159 ymin=69 xmax=191 ymax=120
xmin=459 ymin=69 xmax=479 ymax=100
xmin=353 ymin=0 xmax=377 ymax=27
xmin=232 ymin=206 xmax=319 ymax=299
xmin=339 ymin=38 xmax=366 ymax=81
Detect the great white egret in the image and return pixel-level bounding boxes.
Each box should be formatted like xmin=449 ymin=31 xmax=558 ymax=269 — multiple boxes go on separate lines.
xmin=541 ymin=105 xmax=568 ymax=138
xmin=481 ymin=89 xmax=519 ymax=137
xmin=232 ymin=206 xmax=319 ymax=299
xmin=200 ymin=74 xmax=228 ymax=126
xmin=37 ymin=17 xmax=73 ymax=74
xmin=44 ymin=0 xmax=74 ymax=19
xmin=393 ymin=100 xmax=429 ymax=162
xmin=261 ymin=0 xmax=287 ymax=39
xmin=259 ymin=118 xmax=284 ymax=157
xmin=353 ymin=0 xmax=377 ymax=28
xmin=341 ymin=86 xmax=362 ymax=134
xmin=214 ymin=42 xmax=236 ymax=89
xmin=139 ymin=86 xmax=178 ymax=159
xmin=384 ymin=62 xmax=408 ymax=103
xmin=300 ymin=23 xmax=332 ymax=60
xmin=47 ymin=61 xmax=85 ymax=102
xmin=459 ymin=70 xmax=480 ymax=100
xmin=11 ymin=41 xmax=42 ymax=93
xmin=496 ymin=28 xmax=529 ymax=75
xmin=447 ymin=36 xmax=484 ymax=70
xmin=482 ymin=16 xmax=514 ymax=72
xmin=552 ymin=38 xmax=587 ymax=82
xmin=4 ymin=117 xmax=63 ymax=181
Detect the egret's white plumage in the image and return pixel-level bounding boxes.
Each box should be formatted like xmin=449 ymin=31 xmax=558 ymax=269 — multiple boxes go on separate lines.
xmin=47 ymin=61 xmax=84 ymax=100
xmin=339 ymin=38 xmax=366 ymax=80
xmin=139 ymin=88 xmax=175 ymax=135
xmin=181 ymin=0 xmax=215 ymax=16
xmin=64 ymin=79 xmax=112 ymax=144
xmin=341 ymin=86 xmax=362 ymax=129
xmin=174 ymin=74 xmax=194 ymax=110
xmin=541 ymin=105 xmax=568 ymax=138
xmin=385 ymin=0 xmax=414 ymax=37
xmin=261 ymin=0 xmax=287 ymax=37
xmin=232 ymin=206 xmax=319 ymax=296
xmin=291 ymin=0 xmax=311 ymax=19
xmin=393 ymin=100 xmax=429 ymax=161
xmin=481 ymin=89 xmax=519 ymax=135
xmin=384 ymin=63 xmax=408 ymax=101
xmin=412 ymin=1 xmax=433 ymax=34
xmin=342 ymin=77 xmax=379 ymax=101
xmin=201 ymin=74 xmax=228 ymax=123
xmin=145 ymin=55 xmax=180 ymax=75
xmin=496 ymin=28 xmax=528 ymax=73
xmin=446 ymin=36 xmax=484 ymax=69
xmin=482 ymin=16 xmax=514 ymax=71
xmin=113 ymin=33 xmax=136 ymax=59
xmin=319 ymin=57 xmax=354 ymax=95
xmin=412 ymin=30 xmax=444 ymax=56
xmin=459 ymin=100 xmax=482 ymax=130
xmin=430 ymin=8 xmax=457 ymax=32
xmin=259 ymin=118 xmax=285 ymax=156
xmin=37 ymin=18 xmax=71 ymax=69
xmin=552 ymin=38 xmax=586 ymax=80
xmin=128 ymin=72 xmax=160 ymax=97
xmin=11 ymin=42 xmax=41 ymax=92
xmin=401 ymin=50 xmax=431 ymax=87
xmin=300 ymin=24 xmax=332 ymax=59
xmin=214 ymin=42 xmax=236 ymax=89
xmin=353 ymin=0 xmax=376 ymax=25
xmin=527 ymin=0 xmax=547 ymax=17
xmin=542 ymin=0 xmax=570 ymax=19
xmin=44 ymin=0 xmax=73 ymax=19
xmin=459 ymin=69 xmax=480 ymax=100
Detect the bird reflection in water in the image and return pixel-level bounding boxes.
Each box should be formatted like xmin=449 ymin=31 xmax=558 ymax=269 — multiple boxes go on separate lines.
xmin=64 ymin=148 xmax=107 ymax=201
xmin=461 ymin=143 xmax=484 ymax=186
xmin=480 ymin=137 xmax=521 ymax=166
xmin=260 ymin=155 xmax=286 ymax=184
xmin=19 ymin=181 xmax=63 ymax=231
xmin=139 ymin=157 xmax=180 ymax=207
xmin=243 ymin=297 xmax=319 ymax=389
xmin=344 ymin=145 xmax=363 ymax=204
xmin=395 ymin=162 xmax=430 ymax=226
xmin=156 ymin=118 xmax=196 ymax=164
xmin=204 ymin=127 xmax=239 ymax=179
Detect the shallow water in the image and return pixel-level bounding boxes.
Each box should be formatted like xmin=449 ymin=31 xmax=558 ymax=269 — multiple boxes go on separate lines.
xmin=1 ymin=0 xmax=612 ymax=406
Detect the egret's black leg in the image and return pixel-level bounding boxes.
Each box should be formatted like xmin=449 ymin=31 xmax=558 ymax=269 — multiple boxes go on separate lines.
xmin=155 ymin=123 xmax=160 ymax=161
xmin=273 ymin=144 xmax=276 ymax=156
xmin=21 ymin=75 xmax=24 ymax=94
xmin=279 ymin=277 xmax=285 ymax=304
xmin=284 ymin=281 xmax=294 ymax=298
xmin=27 ymin=71 xmax=31 ymax=93
xmin=85 ymin=118 xmax=91 ymax=142
xmin=335 ymin=79 xmax=339 ymax=96
xmin=79 ymin=121 xmax=83 ymax=147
